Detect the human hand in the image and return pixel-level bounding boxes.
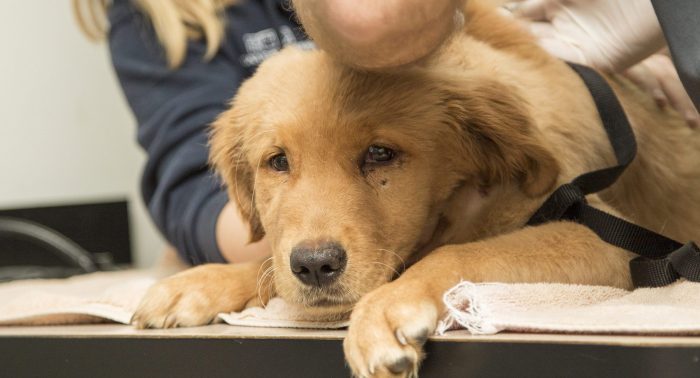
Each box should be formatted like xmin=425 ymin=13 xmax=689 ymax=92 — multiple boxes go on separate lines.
xmin=293 ymin=0 xmax=461 ymax=69
xmin=506 ymin=0 xmax=665 ymax=71
xmin=624 ymin=54 xmax=699 ymax=129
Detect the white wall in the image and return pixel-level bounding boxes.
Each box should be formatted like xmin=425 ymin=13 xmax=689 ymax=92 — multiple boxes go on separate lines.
xmin=0 ymin=1 xmax=165 ymax=267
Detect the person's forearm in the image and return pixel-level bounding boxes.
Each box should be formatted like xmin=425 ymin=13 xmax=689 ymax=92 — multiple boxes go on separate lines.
xmin=216 ymin=202 xmax=271 ymax=263
xmin=293 ymin=0 xmax=461 ymax=69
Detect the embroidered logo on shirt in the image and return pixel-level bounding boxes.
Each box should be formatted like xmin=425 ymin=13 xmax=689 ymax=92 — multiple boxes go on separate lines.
xmin=241 ymin=26 xmax=314 ymax=67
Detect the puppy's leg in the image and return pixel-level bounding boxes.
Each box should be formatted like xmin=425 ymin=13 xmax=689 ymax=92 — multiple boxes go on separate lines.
xmin=132 ymin=259 xmax=272 ymax=328
xmin=344 ymin=221 xmax=633 ymax=377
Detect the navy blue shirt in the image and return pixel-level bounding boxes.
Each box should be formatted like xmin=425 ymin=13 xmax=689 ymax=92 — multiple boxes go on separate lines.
xmin=108 ymin=0 xmax=310 ymax=264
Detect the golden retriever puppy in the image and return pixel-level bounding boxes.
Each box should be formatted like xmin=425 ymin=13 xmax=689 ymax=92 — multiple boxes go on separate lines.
xmin=133 ymin=1 xmax=700 ymax=376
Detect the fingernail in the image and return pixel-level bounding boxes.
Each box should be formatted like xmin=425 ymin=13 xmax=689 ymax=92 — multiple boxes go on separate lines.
xmin=685 ymin=111 xmax=699 ymax=129
xmin=651 ymin=89 xmax=666 ymax=108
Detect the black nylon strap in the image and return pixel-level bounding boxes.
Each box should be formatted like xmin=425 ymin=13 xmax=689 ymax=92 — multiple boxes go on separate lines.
xmin=527 ymin=62 xmax=700 ymax=288
xmin=569 ymin=64 xmax=637 ymax=195
xmin=573 ymin=205 xmax=681 ymax=259
xmin=629 ymin=242 xmax=700 ymax=287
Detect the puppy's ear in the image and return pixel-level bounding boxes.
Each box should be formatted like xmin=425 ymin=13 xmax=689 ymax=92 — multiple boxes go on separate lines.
xmin=209 ymin=110 xmax=265 ymax=243
xmin=442 ymin=78 xmax=559 ymax=197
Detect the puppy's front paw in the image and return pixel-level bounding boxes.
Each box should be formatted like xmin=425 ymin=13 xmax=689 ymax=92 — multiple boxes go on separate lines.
xmin=132 ymin=263 xmax=261 ymax=329
xmin=344 ymin=282 xmax=439 ymax=377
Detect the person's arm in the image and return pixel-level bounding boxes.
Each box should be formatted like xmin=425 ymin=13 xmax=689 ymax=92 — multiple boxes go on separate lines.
xmin=216 ymin=202 xmax=270 ymax=263
xmin=108 ymin=2 xmax=268 ymax=265
xmin=650 ymin=0 xmax=700 ymax=113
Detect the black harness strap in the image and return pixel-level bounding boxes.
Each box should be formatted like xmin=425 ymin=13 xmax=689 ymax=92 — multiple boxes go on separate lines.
xmin=526 ymin=62 xmax=700 ymax=288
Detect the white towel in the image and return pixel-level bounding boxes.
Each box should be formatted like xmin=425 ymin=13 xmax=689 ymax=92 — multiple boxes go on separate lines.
xmin=219 ymin=298 xmax=348 ymax=329
xmin=0 ymin=270 xmax=163 ymax=325
xmin=438 ymin=280 xmax=700 ymax=335
xmin=0 ymin=270 xmax=347 ymax=329
xmin=3 ymin=270 xmax=699 ymax=335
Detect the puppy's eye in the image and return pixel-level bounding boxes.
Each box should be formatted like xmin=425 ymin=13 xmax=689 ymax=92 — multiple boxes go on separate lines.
xmin=365 ymin=145 xmax=396 ymax=164
xmin=269 ymin=153 xmax=289 ymax=172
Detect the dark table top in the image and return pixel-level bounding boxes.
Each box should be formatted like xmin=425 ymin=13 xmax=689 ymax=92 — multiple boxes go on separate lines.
xmin=1 ymin=325 xmax=699 ymax=377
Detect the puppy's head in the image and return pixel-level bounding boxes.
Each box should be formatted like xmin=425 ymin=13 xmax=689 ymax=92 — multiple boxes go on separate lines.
xmin=211 ymin=47 xmax=557 ymax=316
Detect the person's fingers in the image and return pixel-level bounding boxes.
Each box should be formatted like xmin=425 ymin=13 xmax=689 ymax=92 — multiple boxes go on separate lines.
xmin=645 ymin=55 xmax=700 ymax=129
xmin=625 ymin=55 xmax=699 ymax=129
xmin=505 ymin=0 xmax=550 ymax=21
xmin=624 ymin=62 xmax=668 ymax=109
xmin=662 ymin=79 xmax=700 ymax=129
xmin=687 ymin=112 xmax=700 ymax=129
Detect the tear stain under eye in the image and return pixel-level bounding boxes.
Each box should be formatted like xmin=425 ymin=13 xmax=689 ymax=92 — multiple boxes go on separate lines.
xmin=478 ymin=185 xmax=490 ymax=197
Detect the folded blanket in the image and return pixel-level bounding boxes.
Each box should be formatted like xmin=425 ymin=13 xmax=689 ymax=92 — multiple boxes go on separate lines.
xmin=0 ymin=270 xmax=347 ymax=329
xmin=219 ymin=298 xmax=348 ymax=329
xmin=0 ymin=270 xmax=163 ymax=325
xmin=438 ymin=280 xmax=700 ymax=335
xmin=2 ymin=270 xmax=699 ymax=335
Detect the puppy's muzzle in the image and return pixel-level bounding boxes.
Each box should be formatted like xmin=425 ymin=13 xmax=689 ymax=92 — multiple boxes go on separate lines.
xmin=290 ymin=240 xmax=347 ymax=287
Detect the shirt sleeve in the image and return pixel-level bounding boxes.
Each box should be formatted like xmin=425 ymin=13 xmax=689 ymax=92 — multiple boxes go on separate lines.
xmin=651 ymin=0 xmax=700 ymax=112
xmin=108 ymin=2 xmax=242 ymax=265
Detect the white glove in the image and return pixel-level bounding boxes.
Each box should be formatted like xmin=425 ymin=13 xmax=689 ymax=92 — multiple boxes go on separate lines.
xmin=506 ymin=0 xmax=665 ymax=71
xmin=506 ymin=0 xmax=698 ymax=128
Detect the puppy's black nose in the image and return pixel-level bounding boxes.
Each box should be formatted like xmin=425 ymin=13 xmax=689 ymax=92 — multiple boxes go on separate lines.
xmin=290 ymin=241 xmax=347 ymax=287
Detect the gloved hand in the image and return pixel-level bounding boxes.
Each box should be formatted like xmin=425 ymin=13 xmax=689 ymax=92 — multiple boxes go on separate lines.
xmin=506 ymin=0 xmax=665 ymax=72
xmin=624 ymin=54 xmax=699 ymax=129
xmin=506 ymin=0 xmax=698 ymax=128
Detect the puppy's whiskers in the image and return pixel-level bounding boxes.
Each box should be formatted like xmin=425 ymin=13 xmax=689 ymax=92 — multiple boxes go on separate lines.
xmin=338 ymin=279 xmax=362 ymax=304
xmin=369 ymin=261 xmax=401 ymax=279
xmin=255 ymin=257 xmax=275 ymax=308
xmin=376 ymin=248 xmax=406 ymax=274
xmin=262 ymin=270 xmax=277 ymax=308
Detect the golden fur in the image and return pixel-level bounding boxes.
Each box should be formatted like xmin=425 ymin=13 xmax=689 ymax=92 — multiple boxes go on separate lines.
xmin=133 ymin=2 xmax=700 ymax=376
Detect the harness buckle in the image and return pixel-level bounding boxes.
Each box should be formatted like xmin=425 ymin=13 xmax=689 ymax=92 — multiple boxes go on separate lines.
xmin=527 ymin=183 xmax=586 ymax=226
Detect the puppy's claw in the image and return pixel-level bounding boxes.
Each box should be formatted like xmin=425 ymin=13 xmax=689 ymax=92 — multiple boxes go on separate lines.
xmin=344 ymin=282 xmax=438 ymax=377
xmin=387 ymin=356 xmax=414 ymax=375
xmin=396 ymin=330 xmax=408 ymax=346
xmin=130 ymin=264 xmax=257 ymax=329
xmin=412 ymin=328 xmax=429 ymax=346
xmin=163 ymin=313 xmax=176 ymax=329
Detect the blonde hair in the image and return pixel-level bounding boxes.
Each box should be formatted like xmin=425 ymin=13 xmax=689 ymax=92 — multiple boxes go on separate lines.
xmin=73 ymin=0 xmax=235 ymax=68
